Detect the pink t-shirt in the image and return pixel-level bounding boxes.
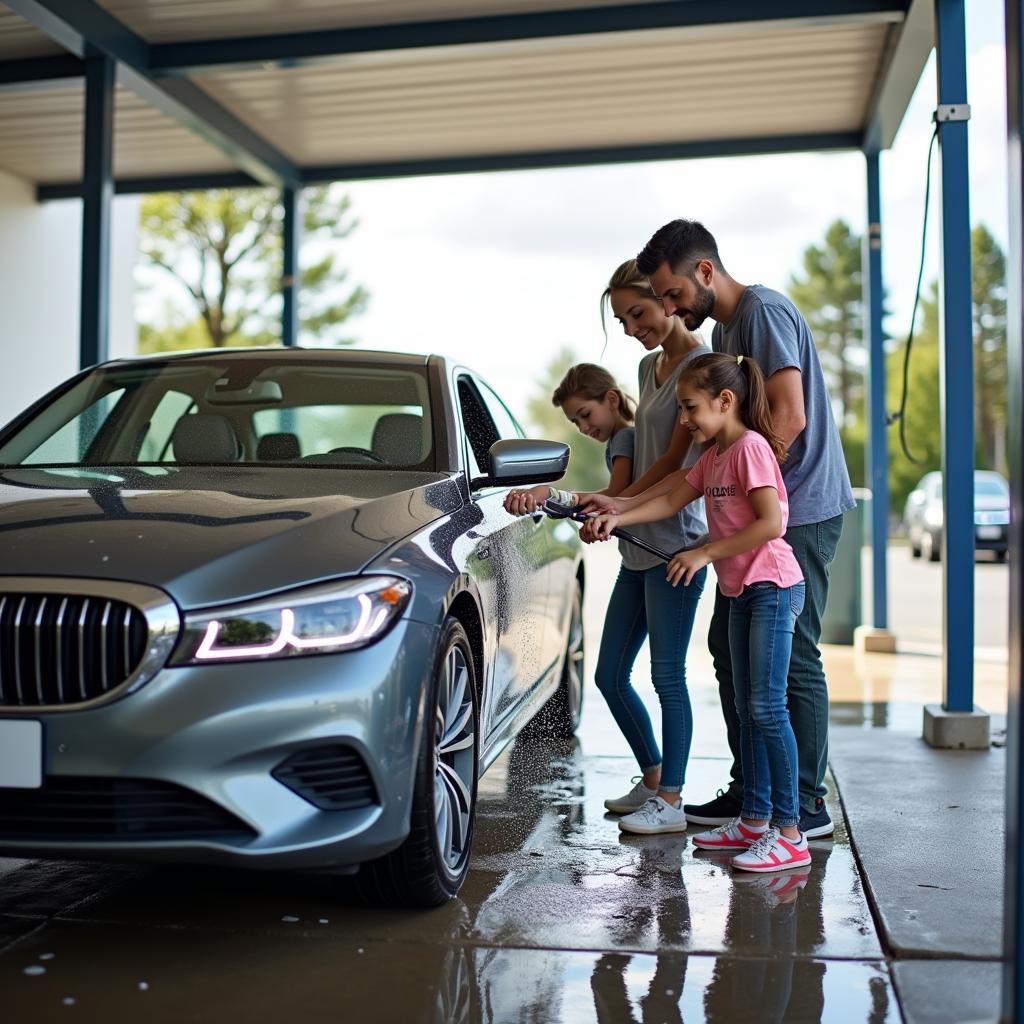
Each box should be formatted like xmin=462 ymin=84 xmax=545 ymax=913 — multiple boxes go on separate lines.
xmin=685 ymin=430 xmax=804 ymax=598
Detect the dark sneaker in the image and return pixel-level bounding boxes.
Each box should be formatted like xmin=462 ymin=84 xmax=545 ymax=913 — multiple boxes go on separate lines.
xmin=799 ymin=799 xmax=834 ymax=839
xmin=683 ymin=788 xmax=743 ymax=826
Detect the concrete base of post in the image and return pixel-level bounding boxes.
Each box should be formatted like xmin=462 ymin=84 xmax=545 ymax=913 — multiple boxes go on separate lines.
xmin=854 ymin=625 xmax=898 ymax=654
xmin=922 ymin=704 xmax=991 ymax=750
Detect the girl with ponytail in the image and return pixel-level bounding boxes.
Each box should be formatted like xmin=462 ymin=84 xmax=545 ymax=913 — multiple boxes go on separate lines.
xmin=590 ymin=351 xmax=811 ymax=874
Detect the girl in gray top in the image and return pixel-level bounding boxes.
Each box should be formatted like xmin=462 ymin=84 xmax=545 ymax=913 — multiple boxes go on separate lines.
xmin=576 ymin=259 xmax=710 ymax=836
xmin=504 ymin=363 xmax=637 ymax=523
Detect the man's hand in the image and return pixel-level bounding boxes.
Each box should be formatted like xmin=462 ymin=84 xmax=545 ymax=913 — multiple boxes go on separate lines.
xmin=666 ymin=546 xmax=711 ymax=587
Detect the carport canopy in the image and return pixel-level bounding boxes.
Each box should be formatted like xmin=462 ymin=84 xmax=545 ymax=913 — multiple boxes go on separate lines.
xmin=0 ymin=0 xmax=932 ymax=192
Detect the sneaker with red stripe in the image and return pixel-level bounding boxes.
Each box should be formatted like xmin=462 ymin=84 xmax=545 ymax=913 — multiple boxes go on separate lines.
xmin=730 ymin=827 xmax=811 ymax=873
xmin=691 ymin=817 xmax=767 ymax=850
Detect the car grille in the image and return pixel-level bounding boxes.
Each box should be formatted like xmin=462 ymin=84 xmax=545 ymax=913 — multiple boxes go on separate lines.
xmin=0 ymin=777 xmax=257 ymax=841
xmin=272 ymin=745 xmax=378 ymax=811
xmin=0 ymin=592 xmax=149 ymax=707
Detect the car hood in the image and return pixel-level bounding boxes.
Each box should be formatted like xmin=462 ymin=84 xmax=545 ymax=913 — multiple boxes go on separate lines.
xmin=0 ymin=466 xmax=466 ymax=608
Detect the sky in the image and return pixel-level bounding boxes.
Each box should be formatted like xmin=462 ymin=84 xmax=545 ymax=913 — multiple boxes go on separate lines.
xmin=138 ymin=1 xmax=1008 ymax=429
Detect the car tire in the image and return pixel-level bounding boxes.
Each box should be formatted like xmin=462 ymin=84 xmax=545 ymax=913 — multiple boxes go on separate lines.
xmin=355 ymin=617 xmax=479 ymax=907
xmin=910 ymin=540 xmax=921 ymax=559
xmin=922 ymin=531 xmax=940 ymax=562
xmin=522 ymin=579 xmax=584 ymax=740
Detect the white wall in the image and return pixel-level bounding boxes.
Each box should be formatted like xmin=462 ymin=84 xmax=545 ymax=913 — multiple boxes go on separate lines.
xmin=0 ymin=168 xmax=139 ymax=424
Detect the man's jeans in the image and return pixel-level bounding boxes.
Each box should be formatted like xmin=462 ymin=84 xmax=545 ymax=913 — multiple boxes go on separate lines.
xmin=708 ymin=515 xmax=843 ymax=812
xmin=594 ymin=563 xmax=707 ymax=793
xmin=729 ymin=581 xmax=806 ymax=826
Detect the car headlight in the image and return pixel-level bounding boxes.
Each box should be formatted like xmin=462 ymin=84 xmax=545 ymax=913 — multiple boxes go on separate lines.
xmin=170 ymin=576 xmax=411 ymax=665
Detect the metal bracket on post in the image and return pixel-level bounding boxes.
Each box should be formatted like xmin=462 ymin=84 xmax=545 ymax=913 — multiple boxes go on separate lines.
xmin=934 ymin=103 xmax=972 ymax=122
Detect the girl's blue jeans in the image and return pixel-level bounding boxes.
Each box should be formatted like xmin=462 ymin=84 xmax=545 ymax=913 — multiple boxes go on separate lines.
xmin=729 ymin=581 xmax=806 ymax=827
xmin=594 ymin=563 xmax=706 ymax=794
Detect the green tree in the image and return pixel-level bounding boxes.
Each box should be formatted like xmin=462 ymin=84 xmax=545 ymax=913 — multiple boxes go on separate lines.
xmin=887 ymin=284 xmax=941 ymax=517
xmin=971 ymin=224 xmax=1008 ymax=474
xmin=525 ymin=347 xmax=612 ymax=493
xmin=138 ymin=185 xmax=368 ymax=350
xmin=787 ymin=219 xmax=865 ymax=430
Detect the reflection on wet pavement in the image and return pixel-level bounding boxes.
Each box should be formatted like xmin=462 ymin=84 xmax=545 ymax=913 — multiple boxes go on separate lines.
xmin=1 ymin=736 xmax=897 ymax=1023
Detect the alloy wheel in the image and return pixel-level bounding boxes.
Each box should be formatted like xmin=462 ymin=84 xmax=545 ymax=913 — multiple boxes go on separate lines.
xmin=433 ymin=644 xmax=476 ymax=876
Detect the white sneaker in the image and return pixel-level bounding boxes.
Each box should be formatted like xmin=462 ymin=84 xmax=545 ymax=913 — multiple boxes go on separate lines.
xmin=731 ymin=828 xmax=811 ymax=873
xmin=604 ymin=777 xmax=658 ymax=814
xmin=618 ymin=796 xmax=688 ymax=835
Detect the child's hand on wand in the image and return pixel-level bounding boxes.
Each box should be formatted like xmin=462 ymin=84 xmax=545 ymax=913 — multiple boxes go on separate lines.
xmin=588 ymin=514 xmax=620 ymax=542
xmin=667 ymin=547 xmax=711 ymax=587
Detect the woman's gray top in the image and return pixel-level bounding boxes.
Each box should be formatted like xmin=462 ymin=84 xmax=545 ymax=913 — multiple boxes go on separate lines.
xmin=622 ymin=346 xmax=710 ymax=571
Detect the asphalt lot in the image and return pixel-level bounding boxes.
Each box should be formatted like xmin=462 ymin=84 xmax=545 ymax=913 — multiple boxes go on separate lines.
xmin=879 ymin=545 xmax=1009 ymax=651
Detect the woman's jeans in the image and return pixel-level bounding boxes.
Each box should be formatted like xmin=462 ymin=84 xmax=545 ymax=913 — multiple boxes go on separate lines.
xmin=729 ymin=581 xmax=806 ymax=827
xmin=594 ymin=563 xmax=706 ymax=794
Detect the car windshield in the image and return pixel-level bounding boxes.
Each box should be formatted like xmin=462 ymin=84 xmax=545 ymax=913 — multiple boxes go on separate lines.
xmin=0 ymin=358 xmax=435 ymax=470
xmin=975 ymin=477 xmax=1008 ymax=498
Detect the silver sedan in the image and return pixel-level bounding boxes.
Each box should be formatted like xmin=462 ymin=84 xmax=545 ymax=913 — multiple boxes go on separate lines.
xmin=0 ymin=348 xmax=584 ymax=906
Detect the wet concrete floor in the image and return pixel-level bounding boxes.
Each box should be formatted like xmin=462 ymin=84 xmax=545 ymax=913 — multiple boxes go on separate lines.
xmin=4 ymin=544 xmax=997 ymax=1023
xmin=0 ymin=741 xmax=896 ymax=1024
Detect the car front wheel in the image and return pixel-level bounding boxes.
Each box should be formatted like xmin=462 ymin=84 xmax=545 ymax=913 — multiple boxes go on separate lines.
xmin=356 ymin=617 xmax=479 ymax=907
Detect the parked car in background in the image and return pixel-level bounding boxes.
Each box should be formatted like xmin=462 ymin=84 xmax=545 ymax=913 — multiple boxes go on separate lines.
xmin=904 ymin=469 xmax=1009 ymax=562
xmin=0 ymin=348 xmax=585 ymax=906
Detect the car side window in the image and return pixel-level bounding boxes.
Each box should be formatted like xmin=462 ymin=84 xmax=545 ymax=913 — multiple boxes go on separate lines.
xmin=476 ymin=381 xmax=524 ymax=441
xmin=457 ymin=377 xmax=499 ymax=479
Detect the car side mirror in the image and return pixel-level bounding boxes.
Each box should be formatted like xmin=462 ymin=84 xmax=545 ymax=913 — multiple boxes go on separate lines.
xmin=471 ymin=438 xmax=570 ymax=490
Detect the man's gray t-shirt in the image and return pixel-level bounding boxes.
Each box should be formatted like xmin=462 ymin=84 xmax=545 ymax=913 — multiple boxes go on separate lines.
xmin=604 ymin=426 xmax=635 ymax=562
xmin=624 ymin=347 xmax=709 ymax=571
xmin=712 ymin=285 xmax=854 ymax=527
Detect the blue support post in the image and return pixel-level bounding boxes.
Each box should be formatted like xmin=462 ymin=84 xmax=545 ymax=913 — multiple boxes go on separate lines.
xmin=864 ymin=151 xmax=889 ymax=630
xmin=1002 ymin=2 xmax=1023 ymax=1016
xmin=281 ymin=186 xmax=300 ymax=348
xmin=934 ymin=0 xmax=974 ymax=712
xmin=79 ymin=54 xmax=114 ymax=369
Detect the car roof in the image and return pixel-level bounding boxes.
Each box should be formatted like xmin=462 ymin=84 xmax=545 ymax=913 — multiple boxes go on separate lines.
xmin=98 ymin=347 xmax=444 ymax=370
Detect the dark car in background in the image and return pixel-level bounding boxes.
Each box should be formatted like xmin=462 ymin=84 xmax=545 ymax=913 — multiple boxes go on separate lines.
xmin=904 ymin=469 xmax=1010 ymax=562
xmin=0 ymin=349 xmax=584 ymax=906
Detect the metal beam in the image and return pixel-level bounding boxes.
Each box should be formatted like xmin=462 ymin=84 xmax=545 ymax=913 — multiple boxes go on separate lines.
xmin=3 ymin=0 xmax=299 ymax=187
xmin=299 ymin=132 xmax=865 ymax=184
xmin=79 ymin=55 xmax=114 ymax=370
xmin=37 ymin=171 xmax=263 ymax=200
xmin=864 ymin=0 xmax=935 ymax=152
xmin=34 ymin=132 xmax=864 ymax=200
xmin=148 ymin=0 xmax=909 ymax=76
xmin=1003 ymin=3 xmax=1024 ymax=1018
xmin=933 ymin=0 xmax=974 ymax=711
xmin=281 ymin=187 xmax=300 ymax=348
xmin=0 ymin=54 xmax=82 ymax=91
xmin=864 ymin=151 xmax=889 ymax=629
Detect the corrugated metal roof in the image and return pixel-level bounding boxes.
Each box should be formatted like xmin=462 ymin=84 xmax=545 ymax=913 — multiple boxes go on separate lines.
xmin=101 ymin=0 xmax=667 ymax=42
xmin=0 ymin=1 xmax=925 ymax=189
xmin=0 ymin=7 xmax=60 ymax=58
xmin=194 ymin=20 xmax=889 ymax=166
xmin=0 ymin=82 xmax=237 ymax=183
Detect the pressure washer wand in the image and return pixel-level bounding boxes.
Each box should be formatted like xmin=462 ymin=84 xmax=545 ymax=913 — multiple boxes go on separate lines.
xmin=542 ymin=499 xmax=708 ymax=564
